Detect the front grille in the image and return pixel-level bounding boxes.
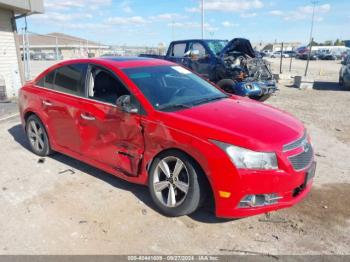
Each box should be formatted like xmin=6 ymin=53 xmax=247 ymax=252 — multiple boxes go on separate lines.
xmin=283 ymin=132 xmax=307 ymax=152
xmin=288 ymin=145 xmax=314 ymax=171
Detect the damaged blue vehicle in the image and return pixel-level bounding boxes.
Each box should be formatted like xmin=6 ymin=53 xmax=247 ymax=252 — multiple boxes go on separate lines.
xmin=140 ymin=38 xmax=277 ymax=101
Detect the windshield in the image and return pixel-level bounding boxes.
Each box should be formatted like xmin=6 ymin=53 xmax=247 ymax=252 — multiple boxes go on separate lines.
xmin=206 ymin=40 xmax=228 ymax=55
xmin=123 ymin=66 xmax=228 ymax=111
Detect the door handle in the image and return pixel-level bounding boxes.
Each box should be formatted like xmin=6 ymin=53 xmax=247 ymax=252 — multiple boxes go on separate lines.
xmin=80 ymin=113 xmax=95 ymax=121
xmin=42 ymin=100 xmax=52 ymax=106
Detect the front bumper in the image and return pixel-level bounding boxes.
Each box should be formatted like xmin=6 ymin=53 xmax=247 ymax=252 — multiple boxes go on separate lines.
xmin=214 ymin=163 xmax=315 ymax=218
xmin=233 ymin=80 xmax=278 ymax=98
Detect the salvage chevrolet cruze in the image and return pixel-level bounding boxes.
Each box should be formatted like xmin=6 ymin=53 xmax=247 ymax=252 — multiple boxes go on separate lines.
xmin=18 ymin=57 xmax=316 ymax=218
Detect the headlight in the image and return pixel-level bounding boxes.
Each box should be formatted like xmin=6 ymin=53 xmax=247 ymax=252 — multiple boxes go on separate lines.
xmin=211 ymin=140 xmax=278 ymax=170
xmin=245 ymin=83 xmax=259 ymax=90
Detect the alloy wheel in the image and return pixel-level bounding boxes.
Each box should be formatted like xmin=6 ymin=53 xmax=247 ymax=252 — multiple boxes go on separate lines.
xmin=152 ymin=156 xmax=190 ymax=208
xmin=27 ymin=120 xmax=45 ymax=153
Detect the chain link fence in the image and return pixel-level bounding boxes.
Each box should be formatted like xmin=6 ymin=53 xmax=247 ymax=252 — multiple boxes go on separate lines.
xmin=20 ymin=31 xmax=166 ymax=80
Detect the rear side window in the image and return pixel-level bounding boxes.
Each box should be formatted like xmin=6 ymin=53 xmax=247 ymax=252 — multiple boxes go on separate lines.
xmin=171 ymin=43 xmax=186 ymax=57
xmin=36 ymin=70 xmax=55 ymax=89
xmin=45 ymin=71 xmax=55 ymax=89
xmin=54 ymin=64 xmax=87 ymax=96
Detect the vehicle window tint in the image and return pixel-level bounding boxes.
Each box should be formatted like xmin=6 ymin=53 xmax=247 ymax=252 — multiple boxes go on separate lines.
xmin=191 ymin=43 xmax=207 ymax=57
xmin=87 ymin=65 xmax=130 ymax=104
xmin=45 ymin=71 xmax=55 ymax=89
xmin=54 ymin=64 xmax=87 ymax=95
xmin=171 ymin=43 xmax=186 ymax=57
xmin=36 ymin=77 xmax=45 ymax=87
xmin=123 ymin=66 xmax=227 ymax=111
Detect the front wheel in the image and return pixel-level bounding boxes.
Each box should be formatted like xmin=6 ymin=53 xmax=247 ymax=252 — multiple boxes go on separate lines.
xmin=253 ymin=93 xmax=272 ymax=102
xmin=216 ymin=79 xmax=236 ymax=94
xmin=148 ymin=150 xmax=207 ymax=217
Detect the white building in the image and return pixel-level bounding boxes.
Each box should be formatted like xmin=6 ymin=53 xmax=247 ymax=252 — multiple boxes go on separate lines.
xmin=0 ymin=0 xmax=43 ymax=99
xmin=261 ymin=42 xmax=302 ymax=52
xmin=311 ymin=45 xmax=350 ymax=54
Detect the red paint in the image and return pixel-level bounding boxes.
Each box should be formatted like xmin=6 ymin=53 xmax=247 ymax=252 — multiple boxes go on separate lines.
xmin=19 ymin=58 xmax=315 ymax=218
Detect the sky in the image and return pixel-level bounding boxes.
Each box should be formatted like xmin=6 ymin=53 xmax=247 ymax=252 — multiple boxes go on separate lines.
xmin=16 ymin=0 xmax=350 ymax=47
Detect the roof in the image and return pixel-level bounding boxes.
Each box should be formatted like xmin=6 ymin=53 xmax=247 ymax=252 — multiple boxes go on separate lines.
xmin=40 ymin=57 xmax=174 ymax=71
xmin=17 ymin=32 xmax=109 ymax=48
xmin=33 ymin=57 xmax=176 ymax=82
xmin=171 ymin=39 xmax=228 ymax=43
xmin=0 ymin=0 xmax=44 ymax=14
xmin=96 ymin=57 xmax=174 ymax=68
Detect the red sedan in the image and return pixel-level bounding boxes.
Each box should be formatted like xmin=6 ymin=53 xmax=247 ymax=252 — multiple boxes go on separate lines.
xmin=18 ymin=57 xmax=316 ymax=218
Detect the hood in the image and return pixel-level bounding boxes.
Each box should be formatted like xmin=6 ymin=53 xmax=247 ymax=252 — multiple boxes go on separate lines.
xmin=163 ymin=97 xmax=304 ymax=151
xmin=220 ymin=38 xmax=256 ymax=58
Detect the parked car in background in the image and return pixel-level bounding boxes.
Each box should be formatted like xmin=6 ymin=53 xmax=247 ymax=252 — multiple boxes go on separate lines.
xmin=284 ymin=51 xmax=297 ymax=57
xmin=297 ymin=52 xmax=318 ymax=60
xmin=100 ymin=53 xmax=121 ymax=57
xmin=262 ymin=50 xmax=273 ymax=57
xmin=32 ymin=53 xmax=44 ymax=60
xmin=317 ymin=50 xmax=342 ymax=60
xmin=320 ymin=53 xmax=338 ymax=60
xmin=339 ymin=55 xmax=350 ymax=89
xmin=270 ymin=51 xmax=290 ymax=58
xmin=18 ymin=57 xmax=315 ymax=218
xmin=341 ymin=51 xmax=350 ymax=61
xmin=44 ymin=53 xmax=56 ymax=60
xmin=140 ymin=38 xmax=277 ymax=101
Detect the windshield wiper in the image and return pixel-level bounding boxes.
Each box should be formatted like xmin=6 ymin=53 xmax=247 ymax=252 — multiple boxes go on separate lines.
xmin=192 ymin=96 xmax=226 ymax=106
xmin=158 ymin=103 xmax=192 ymax=111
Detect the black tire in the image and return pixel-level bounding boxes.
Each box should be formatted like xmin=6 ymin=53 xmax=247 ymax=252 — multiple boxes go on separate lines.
xmin=148 ymin=150 xmax=208 ymax=217
xmin=26 ymin=115 xmax=52 ymax=156
xmin=339 ymin=77 xmax=344 ymax=87
xmin=252 ymin=94 xmax=272 ymax=102
xmin=217 ymin=79 xmax=236 ymax=94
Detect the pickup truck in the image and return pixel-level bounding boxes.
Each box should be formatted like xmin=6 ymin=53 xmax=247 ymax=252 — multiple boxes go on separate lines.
xmin=140 ymin=38 xmax=277 ymax=101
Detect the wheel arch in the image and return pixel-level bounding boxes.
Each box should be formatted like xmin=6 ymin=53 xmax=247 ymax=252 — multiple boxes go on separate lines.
xmin=23 ymin=111 xmax=54 ymax=151
xmin=23 ymin=111 xmax=37 ymax=129
xmin=146 ymin=147 xmax=214 ymax=204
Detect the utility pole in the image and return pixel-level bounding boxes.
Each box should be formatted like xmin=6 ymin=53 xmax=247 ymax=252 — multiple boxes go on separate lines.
xmin=279 ymin=42 xmax=284 ymax=74
xmin=171 ymin=20 xmax=175 ymax=41
xmin=22 ymin=16 xmax=31 ymax=81
xmin=305 ymin=0 xmax=318 ymax=77
xmin=201 ymin=0 xmax=204 ymax=39
xmin=55 ymin=36 xmax=59 ymax=61
xmin=22 ymin=28 xmax=28 ymax=80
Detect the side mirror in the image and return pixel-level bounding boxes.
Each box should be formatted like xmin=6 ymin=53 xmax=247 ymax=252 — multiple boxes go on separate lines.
xmin=116 ymin=95 xmax=138 ymax=114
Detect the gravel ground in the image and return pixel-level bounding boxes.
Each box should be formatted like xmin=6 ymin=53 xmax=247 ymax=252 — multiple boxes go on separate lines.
xmin=0 ymin=59 xmax=349 ymax=255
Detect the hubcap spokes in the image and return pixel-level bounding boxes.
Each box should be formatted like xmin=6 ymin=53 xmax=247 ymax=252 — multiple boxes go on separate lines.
xmin=28 ymin=121 xmax=45 ymax=152
xmin=153 ymin=157 xmax=189 ymax=207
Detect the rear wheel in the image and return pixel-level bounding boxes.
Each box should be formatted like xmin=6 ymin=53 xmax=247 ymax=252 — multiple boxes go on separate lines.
xmin=26 ymin=115 xmax=52 ymax=156
xmin=217 ymin=79 xmax=236 ymax=94
xmin=148 ymin=150 xmax=207 ymax=217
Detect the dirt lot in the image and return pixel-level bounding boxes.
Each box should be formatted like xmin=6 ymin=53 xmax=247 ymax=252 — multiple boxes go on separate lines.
xmin=0 ymin=59 xmax=349 ymax=255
